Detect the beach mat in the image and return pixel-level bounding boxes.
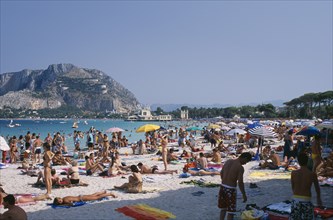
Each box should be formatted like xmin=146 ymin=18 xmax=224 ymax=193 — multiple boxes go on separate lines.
xmin=180 ymin=179 xmax=220 ymax=187
xmin=249 ymin=170 xmax=291 ymax=179
xmin=116 ymin=203 xmax=176 ymax=220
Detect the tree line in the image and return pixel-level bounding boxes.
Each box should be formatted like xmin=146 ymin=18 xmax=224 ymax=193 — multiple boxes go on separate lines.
xmin=155 ymin=91 xmax=333 ymax=119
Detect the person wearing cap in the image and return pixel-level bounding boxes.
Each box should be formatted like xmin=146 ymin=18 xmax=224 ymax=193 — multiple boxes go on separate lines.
xmin=0 ymin=194 xmax=27 ymax=220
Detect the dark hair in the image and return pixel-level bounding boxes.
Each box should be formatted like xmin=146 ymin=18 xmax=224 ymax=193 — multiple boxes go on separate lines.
xmin=137 ymin=162 xmax=143 ymax=167
xmin=297 ymin=153 xmax=308 ymax=166
xmin=53 ymin=197 xmax=61 ymax=205
xmin=51 ymin=169 xmax=56 ymax=175
xmin=43 ymin=142 xmax=51 ymax=150
xmin=240 ymin=152 xmax=252 ymax=162
xmin=130 ymin=165 xmax=139 ymax=173
xmin=3 ymin=194 xmax=15 ymax=205
xmin=85 ymin=156 xmax=89 ymax=160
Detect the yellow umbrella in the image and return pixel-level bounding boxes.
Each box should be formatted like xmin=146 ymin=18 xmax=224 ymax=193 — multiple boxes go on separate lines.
xmin=207 ymin=124 xmax=220 ymax=129
xmin=136 ymin=124 xmax=161 ymax=133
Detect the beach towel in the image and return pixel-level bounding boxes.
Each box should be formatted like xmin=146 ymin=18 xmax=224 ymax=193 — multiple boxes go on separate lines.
xmin=180 ymin=179 xmax=220 ymax=187
xmin=0 ymin=163 xmax=9 ymax=169
xmin=314 ymin=206 xmax=333 ymax=219
xmin=142 ymin=176 xmax=172 ymax=183
xmin=249 ymin=171 xmax=291 ymax=180
xmin=48 ymin=197 xmax=109 ymax=209
xmin=263 ymin=200 xmax=291 ymax=219
xmin=116 ymin=203 xmax=176 ymax=220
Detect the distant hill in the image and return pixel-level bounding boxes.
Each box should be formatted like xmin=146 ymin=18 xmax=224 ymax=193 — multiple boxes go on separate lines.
xmin=0 ymin=64 xmax=140 ymax=113
xmin=151 ymin=100 xmax=286 ymax=112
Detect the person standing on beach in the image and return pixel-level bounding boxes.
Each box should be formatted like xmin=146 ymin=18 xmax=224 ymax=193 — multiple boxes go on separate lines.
xmin=218 ymin=152 xmax=252 ymax=220
xmin=283 ymin=130 xmax=293 ymax=162
xmin=311 ymin=135 xmax=322 ymax=172
xmin=161 ymin=135 xmax=168 ymax=171
xmin=290 ymin=152 xmax=322 ymax=219
xmin=43 ymin=142 xmax=54 ymax=196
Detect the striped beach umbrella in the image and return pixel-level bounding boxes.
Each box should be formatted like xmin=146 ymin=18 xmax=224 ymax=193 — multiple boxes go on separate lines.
xmin=249 ymin=126 xmax=277 ymax=138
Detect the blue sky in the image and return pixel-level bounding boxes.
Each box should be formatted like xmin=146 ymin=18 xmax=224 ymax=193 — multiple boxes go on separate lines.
xmin=1 ymin=1 xmax=332 ymax=106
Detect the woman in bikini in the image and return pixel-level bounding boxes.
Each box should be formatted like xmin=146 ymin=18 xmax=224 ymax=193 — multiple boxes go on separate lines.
xmin=85 ymin=153 xmax=104 ymax=176
xmin=43 ymin=142 xmax=54 ymax=196
xmin=114 ymin=165 xmax=143 ymax=193
xmin=311 ymin=134 xmax=322 ymax=172
xmin=0 ymin=187 xmax=51 ymax=205
xmin=53 ymin=191 xmax=117 ymax=206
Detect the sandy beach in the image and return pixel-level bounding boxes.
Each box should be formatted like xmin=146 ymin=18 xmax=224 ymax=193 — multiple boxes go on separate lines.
xmin=1 ymin=140 xmax=333 ymax=220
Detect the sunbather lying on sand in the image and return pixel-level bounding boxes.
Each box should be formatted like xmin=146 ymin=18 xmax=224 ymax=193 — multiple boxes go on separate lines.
xmin=137 ymin=162 xmax=177 ymax=174
xmin=0 ymin=187 xmax=51 ymax=205
xmin=53 ymin=190 xmax=117 ymax=206
xmin=182 ymin=165 xmax=220 ymax=176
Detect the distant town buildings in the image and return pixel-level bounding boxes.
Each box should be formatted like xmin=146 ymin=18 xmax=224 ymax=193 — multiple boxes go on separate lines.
xmin=180 ymin=110 xmax=189 ymax=120
xmin=127 ymin=108 xmax=172 ymax=121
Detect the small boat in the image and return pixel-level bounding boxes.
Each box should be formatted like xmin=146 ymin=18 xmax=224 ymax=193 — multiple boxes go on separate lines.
xmin=7 ymin=120 xmax=20 ymax=128
xmin=72 ymin=121 xmax=79 ymax=129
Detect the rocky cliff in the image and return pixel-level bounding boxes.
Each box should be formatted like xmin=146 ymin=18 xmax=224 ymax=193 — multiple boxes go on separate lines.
xmin=0 ymin=64 xmax=140 ymax=113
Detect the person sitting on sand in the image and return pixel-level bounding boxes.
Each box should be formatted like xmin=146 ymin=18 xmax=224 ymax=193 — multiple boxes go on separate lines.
xmin=137 ymin=162 xmax=178 ymax=174
xmin=53 ymin=190 xmax=117 ymax=206
xmin=52 ymin=151 xmax=71 ymax=165
xmin=36 ymin=168 xmax=61 ymax=185
xmin=167 ymin=148 xmax=178 ymax=163
xmin=211 ymin=148 xmax=222 ymax=164
xmin=66 ymin=161 xmax=82 ymax=184
xmin=317 ymin=152 xmax=333 ymax=177
xmin=0 ymin=194 xmax=27 ymax=220
xmin=259 ymin=149 xmax=282 ymax=170
xmin=196 ymin=152 xmax=208 ymax=169
xmin=180 ymin=149 xmax=191 ymax=158
xmin=114 ymin=165 xmax=143 ymax=193
xmin=0 ymin=187 xmax=51 ymax=205
xmin=182 ymin=165 xmax=220 ymax=176
xmin=85 ymin=153 xmax=104 ymax=176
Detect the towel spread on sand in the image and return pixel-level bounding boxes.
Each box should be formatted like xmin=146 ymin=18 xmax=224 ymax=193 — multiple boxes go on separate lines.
xmin=116 ymin=203 xmax=176 ymax=220
xmin=180 ymin=179 xmax=220 ymax=187
xmin=249 ymin=171 xmax=291 ymax=179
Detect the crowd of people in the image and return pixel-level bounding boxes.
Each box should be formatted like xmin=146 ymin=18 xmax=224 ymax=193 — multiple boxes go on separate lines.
xmin=0 ymin=120 xmax=332 ymax=220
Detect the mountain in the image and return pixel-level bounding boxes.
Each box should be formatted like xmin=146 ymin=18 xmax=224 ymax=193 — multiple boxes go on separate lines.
xmin=0 ymin=64 xmax=140 ymax=113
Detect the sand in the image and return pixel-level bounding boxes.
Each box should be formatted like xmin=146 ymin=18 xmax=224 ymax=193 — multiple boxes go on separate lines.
xmin=1 ymin=141 xmax=332 ymax=220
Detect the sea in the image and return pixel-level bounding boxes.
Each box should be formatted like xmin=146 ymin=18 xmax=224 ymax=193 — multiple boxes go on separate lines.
xmin=0 ymin=119 xmax=206 ymax=151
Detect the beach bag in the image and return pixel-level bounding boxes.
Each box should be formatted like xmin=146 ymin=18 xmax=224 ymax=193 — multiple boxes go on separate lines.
xmin=241 ymin=209 xmax=265 ymax=220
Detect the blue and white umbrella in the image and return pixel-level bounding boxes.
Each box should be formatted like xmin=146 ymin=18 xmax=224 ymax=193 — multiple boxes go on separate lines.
xmin=249 ymin=126 xmax=277 ymax=138
xmin=316 ymin=120 xmax=333 ymax=130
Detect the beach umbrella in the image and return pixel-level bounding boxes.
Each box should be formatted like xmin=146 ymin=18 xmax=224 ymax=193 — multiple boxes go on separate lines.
xmin=247 ymin=122 xmax=262 ymax=129
xmin=186 ymin=126 xmax=202 ymax=131
xmin=316 ymin=121 xmax=333 ymax=130
xmin=136 ymin=124 xmax=160 ymax=133
xmin=0 ymin=136 xmax=10 ymax=151
xmin=215 ymin=121 xmax=226 ymax=126
xmin=228 ymin=122 xmax=238 ymax=127
xmin=249 ymin=126 xmax=277 ymax=138
xmin=221 ymin=126 xmax=231 ymax=131
xmin=105 ymin=127 xmax=125 ymax=133
xmin=207 ymin=124 xmax=220 ymax=129
xmin=295 ymin=126 xmax=320 ymax=137
xmin=226 ymin=128 xmax=246 ymax=136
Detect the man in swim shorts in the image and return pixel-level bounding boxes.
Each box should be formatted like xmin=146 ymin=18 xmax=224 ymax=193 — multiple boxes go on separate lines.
xmin=218 ymin=152 xmax=252 ymax=220
xmin=290 ymin=153 xmax=322 ymax=219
